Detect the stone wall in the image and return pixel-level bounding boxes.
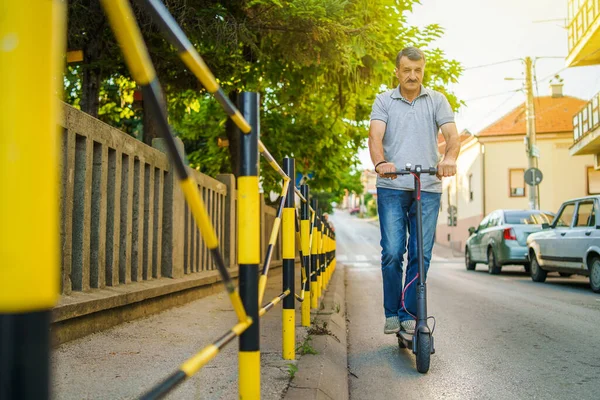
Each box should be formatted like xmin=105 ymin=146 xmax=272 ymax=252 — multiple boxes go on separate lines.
xmin=53 ymin=104 xmax=285 ymax=344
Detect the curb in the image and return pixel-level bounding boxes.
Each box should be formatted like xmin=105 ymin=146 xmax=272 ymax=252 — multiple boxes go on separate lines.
xmin=283 ymin=264 xmax=348 ymax=400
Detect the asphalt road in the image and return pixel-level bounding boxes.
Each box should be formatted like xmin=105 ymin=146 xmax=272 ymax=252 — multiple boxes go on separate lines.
xmin=331 ymin=210 xmax=600 ymax=400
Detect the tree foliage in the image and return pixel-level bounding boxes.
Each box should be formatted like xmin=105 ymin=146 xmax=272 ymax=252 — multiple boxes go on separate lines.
xmin=65 ymin=0 xmax=463 ymax=207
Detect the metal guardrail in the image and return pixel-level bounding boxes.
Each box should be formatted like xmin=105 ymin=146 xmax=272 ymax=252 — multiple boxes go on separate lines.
xmin=101 ymin=1 xmax=337 ymax=399
xmin=1 ymin=2 xmax=338 ymax=399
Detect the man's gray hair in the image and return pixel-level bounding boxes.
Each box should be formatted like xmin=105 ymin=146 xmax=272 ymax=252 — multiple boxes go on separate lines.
xmin=396 ymin=47 xmax=426 ymax=66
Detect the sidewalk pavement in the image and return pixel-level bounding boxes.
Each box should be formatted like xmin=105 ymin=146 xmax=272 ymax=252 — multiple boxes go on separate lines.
xmin=52 ymin=266 xmax=311 ymax=400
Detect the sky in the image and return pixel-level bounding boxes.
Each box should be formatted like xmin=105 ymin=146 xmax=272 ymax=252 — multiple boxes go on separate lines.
xmin=358 ymin=0 xmax=600 ymax=168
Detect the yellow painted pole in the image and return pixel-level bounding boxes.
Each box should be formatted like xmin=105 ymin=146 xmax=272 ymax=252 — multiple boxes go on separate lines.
xmin=0 ymin=1 xmax=65 ymax=398
xmin=236 ymin=92 xmax=261 ymax=400
xmin=282 ymin=158 xmax=296 ymax=360
xmin=310 ymin=200 xmax=319 ymax=310
xmin=316 ymin=210 xmax=323 ymax=300
xmin=300 ymin=185 xmax=311 ymax=326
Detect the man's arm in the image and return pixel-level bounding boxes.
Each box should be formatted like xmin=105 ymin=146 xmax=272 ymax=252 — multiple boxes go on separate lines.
xmin=368 ymin=120 xmax=397 ymax=179
xmin=437 ymin=122 xmax=460 ymax=178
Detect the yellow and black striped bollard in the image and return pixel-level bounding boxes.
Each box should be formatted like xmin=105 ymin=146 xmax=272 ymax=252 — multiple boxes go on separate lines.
xmin=236 ymin=92 xmax=261 ymax=399
xmin=300 ymin=185 xmax=311 ymax=326
xmin=310 ymin=199 xmax=319 ymax=309
xmin=282 ymin=158 xmax=295 ymax=360
xmin=316 ymin=209 xmax=323 ymax=300
xmin=0 ymin=2 xmax=65 ymax=398
xmin=323 ymin=224 xmax=329 ymax=290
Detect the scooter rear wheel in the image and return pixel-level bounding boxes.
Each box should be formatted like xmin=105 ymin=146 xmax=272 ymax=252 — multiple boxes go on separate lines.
xmin=415 ymin=333 xmax=431 ymax=373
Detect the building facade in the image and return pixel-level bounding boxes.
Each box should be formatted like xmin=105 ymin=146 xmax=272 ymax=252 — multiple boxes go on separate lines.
xmin=437 ymin=85 xmax=597 ymax=251
xmin=568 ymin=0 xmax=600 ymax=167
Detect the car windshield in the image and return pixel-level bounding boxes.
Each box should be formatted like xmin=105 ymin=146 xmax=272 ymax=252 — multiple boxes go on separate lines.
xmin=504 ymin=211 xmax=554 ymax=225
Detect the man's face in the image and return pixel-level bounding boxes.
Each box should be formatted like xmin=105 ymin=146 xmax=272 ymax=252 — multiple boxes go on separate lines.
xmin=395 ymin=56 xmax=425 ymax=91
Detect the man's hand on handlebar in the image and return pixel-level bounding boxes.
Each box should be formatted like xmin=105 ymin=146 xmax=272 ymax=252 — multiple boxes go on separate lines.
xmin=376 ymin=162 xmax=397 ymax=179
xmin=436 ymin=158 xmax=457 ymax=179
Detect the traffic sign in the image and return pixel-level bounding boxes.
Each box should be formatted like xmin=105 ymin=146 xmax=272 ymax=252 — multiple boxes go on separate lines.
xmin=524 ymin=168 xmax=543 ymax=186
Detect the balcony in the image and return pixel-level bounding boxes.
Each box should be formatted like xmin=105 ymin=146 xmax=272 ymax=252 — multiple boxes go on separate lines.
xmin=567 ymin=0 xmax=600 ymax=67
xmin=571 ymin=92 xmax=600 ymax=156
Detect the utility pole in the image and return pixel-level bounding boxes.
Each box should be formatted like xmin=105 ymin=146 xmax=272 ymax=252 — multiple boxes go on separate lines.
xmin=524 ymin=57 xmax=539 ymax=210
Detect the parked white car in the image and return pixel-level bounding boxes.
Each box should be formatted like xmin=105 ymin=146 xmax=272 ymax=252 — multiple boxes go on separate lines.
xmin=527 ymin=195 xmax=600 ymax=293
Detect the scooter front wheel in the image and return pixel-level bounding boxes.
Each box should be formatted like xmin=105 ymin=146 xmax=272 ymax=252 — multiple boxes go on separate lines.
xmin=415 ymin=333 xmax=431 ymax=373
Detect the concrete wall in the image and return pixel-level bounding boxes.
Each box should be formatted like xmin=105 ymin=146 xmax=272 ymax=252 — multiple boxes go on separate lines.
xmin=54 ymin=104 xmax=286 ymax=343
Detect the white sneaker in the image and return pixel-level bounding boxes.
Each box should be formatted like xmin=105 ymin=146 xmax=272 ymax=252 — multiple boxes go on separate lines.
xmin=400 ymin=319 xmax=415 ymax=334
xmin=384 ymin=316 xmax=400 ymax=334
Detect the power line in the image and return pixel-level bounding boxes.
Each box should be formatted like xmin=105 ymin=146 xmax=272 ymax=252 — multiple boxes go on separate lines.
xmin=464 ymin=58 xmax=522 ymax=71
xmin=538 ymin=47 xmax=600 ymax=82
xmin=468 ymin=91 xmax=522 ymax=134
xmin=464 ymin=89 xmax=522 ymax=102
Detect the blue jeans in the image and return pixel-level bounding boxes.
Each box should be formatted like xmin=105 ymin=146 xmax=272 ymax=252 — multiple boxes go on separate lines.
xmin=377 ymin=187 xmax=441 ymax=321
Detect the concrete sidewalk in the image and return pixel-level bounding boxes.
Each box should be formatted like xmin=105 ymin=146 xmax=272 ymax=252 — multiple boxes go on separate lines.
xmin=51 ymin=264 xmax=330 ymax=399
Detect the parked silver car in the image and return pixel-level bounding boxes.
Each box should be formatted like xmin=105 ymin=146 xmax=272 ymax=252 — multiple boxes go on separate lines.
xmin=465 ymin=209 xmax=555 ymax=274
xmin=527 ymin=195 xmax=600 ymax=293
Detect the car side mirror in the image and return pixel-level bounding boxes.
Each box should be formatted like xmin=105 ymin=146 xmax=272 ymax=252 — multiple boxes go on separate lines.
xmin=541 ymin=223 xmax=550 ymax=229
xmin=468 ymin=227 xmax=476 ymax=235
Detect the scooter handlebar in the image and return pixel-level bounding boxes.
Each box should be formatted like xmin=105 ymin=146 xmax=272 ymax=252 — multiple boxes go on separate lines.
xmin=382 ymin=163 xmax=437 ymax=176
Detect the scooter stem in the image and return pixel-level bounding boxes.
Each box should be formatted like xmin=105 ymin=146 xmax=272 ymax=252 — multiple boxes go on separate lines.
xmin=414 ymin=166 xmax=428 ymax=326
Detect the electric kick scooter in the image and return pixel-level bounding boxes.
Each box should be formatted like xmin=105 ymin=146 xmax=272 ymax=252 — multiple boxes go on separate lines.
xmin=384 ymin=163 xmax=437 ymax=374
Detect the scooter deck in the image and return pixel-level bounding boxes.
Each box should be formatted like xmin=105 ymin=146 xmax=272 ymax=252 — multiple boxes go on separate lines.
xmin=397 ymin=330 xmax=413 ymax=346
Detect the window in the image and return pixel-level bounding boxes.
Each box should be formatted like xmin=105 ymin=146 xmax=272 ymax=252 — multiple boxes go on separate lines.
xmin=555 ymin=203 xmax=576 ymax=227
xmin=575 ymin=201 xmax=595 ymax=227
xmin=484 ymin=212 xmax=498 ymax=228
xmin=478 ymin=215 xmax=490 ymax=231
xmin=587 ymin=167 xmax=600 ymax=194
xmin=468 ymin=174 xmax=473 ymax=201
xmin=505 ymin=211 xmax=555 ymax=225
xmin=509 ymin=169 xmax=525 ymax=197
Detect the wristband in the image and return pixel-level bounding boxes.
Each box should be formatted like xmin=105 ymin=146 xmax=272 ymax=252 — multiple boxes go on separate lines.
xmin=374 ymin=160 xmax=387 ymax=173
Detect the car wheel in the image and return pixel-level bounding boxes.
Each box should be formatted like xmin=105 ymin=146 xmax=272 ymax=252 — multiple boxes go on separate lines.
xmin=524 ymin=263 xmax=531 ymax=274
xmin=465 ymin=247 xmax=476 ymax=271
xmin=530 ymin=252 xmax=547 ymax=283
xmin=487 ymin=247 xmax=501 ymax=275
xmin=589 ymin=257 xmax=600 ymax=293
xmin=559 ymin=272 xmax=573 ymax=278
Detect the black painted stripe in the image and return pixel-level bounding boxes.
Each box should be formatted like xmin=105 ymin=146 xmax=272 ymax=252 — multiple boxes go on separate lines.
xmin=140 ymin=370 xmax=186 ymax=400
xmin=141 ymin=81 xmax=188 ymax=179
xmin=215 ymin=89 xmax=238 ymax=116
xmin=136 ymin=0 xmax=188 ymax=52
xmin=210 ymin=248 xmax=235 ymax=294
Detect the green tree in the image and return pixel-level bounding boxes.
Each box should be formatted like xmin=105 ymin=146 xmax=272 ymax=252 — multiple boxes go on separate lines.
xmin=65 ymin=0 xmax=463 ymax=197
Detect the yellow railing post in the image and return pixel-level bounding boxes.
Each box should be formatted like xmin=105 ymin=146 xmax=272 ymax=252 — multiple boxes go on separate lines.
xmin=310 ymin=199 xmax=319 ymax=310
xmin=316 ymin=209 xmax=323 ymax=300
xmin=323 ymin=224 xmax=329 ymax=290
xmin=282 ymin=158 xmax=295 ymax=360
xmin=0 ymin=1 xmax=65 ymax=398
xmin=237 ymin=92 xmax=261 ymax=400
xmin=300 ymin=185 xmax=311 ymax=326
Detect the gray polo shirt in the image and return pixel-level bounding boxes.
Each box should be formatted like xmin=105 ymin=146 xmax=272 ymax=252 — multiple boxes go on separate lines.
xmin=370 ymin=85 xmax=454 ymax=193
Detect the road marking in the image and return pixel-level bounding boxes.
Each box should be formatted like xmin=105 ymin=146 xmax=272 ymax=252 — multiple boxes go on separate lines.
xmin=337 ymin=255 xmax=348 ymax=261
xmin=356 ymin=255 xmax=368 ymax=261
xmin=372 ymin=255 xmax=380 ymax=261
